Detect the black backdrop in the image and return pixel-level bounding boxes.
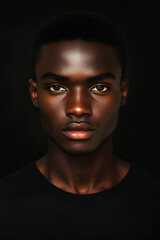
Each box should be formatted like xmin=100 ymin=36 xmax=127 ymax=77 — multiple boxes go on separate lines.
xmin=0 ymin=0 xmax=160 ymax=179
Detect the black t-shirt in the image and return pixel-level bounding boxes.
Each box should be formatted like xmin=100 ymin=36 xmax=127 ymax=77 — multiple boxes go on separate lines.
xmin=0 ymin=161 xmax=159 ymax=240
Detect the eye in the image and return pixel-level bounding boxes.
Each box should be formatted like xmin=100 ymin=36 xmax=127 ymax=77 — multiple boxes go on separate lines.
xmin=48 ymin=84 xmax=66 ymax=92
xmin=91 ymin=84 xmax=110 ymax=93
xmin=47 ymin=84 xmax=111 ymax=93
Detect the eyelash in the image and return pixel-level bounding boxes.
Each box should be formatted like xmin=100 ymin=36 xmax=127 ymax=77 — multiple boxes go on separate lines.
xmin=47 ymin=84 xmax=111 ymax=93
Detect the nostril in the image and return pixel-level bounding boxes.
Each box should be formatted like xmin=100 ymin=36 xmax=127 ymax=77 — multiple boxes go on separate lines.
xmin=66 ymin=110 xmax=91 ymax=117
xmin=66 ymin=105 xmax=92 ymax=117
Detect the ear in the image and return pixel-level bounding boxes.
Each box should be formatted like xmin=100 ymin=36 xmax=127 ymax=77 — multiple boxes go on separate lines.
xmin=28 ymin=79 xmax=39 ymax=108
xmin=120 ymin=78 xmax=129 ymax=107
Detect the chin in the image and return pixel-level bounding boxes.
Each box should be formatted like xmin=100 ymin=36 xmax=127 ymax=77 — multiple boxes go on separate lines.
xmin=57 ymin=140 xmax=100 ymax=156
xmin=61 ymin=146 xmax=96 ymax=156
xmin=59 ymin=139 xmax=109 ymax=157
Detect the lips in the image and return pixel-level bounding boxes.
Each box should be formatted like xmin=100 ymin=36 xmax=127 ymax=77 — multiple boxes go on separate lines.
xmin=62 ymin=122 xmax=96 ymax=140
xmin=62 ymin=122 xmax=95 ymax=131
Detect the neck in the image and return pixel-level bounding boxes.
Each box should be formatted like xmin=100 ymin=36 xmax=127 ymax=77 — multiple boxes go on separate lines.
xmin=36 ymin=135 xmax=130 ymax=194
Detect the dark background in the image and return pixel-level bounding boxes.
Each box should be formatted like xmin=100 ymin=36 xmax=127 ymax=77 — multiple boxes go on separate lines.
xmin=0 ymin=0 xmax=160 ymax=179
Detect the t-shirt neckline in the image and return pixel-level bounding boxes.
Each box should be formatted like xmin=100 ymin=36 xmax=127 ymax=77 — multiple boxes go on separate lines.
xmin=32 ymin=160 xmax=135 ymax=201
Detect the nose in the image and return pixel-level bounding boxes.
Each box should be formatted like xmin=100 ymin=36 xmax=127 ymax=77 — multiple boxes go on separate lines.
xmin=66 ymin=87 xmax=92 ymax=118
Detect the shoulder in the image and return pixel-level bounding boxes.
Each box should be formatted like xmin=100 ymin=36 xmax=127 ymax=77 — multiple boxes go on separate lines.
xmin=0 ymin=161 xmax=36 ymax=197
xmin=130 ymin=162 xmax=160 ymax=195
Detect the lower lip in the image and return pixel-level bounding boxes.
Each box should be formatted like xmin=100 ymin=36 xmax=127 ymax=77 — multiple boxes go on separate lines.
xmin=62 ymin=131 xmax=95 ymax=140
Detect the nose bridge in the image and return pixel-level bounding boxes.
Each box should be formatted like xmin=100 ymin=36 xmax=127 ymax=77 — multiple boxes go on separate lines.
xmin=66 ymin=86 xmax=92 ymax=116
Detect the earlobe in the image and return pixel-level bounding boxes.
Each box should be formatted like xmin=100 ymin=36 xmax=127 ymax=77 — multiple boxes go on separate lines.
xmin=28 ymin=79 xmax=39 ymax=108
xmin=120 ymin=78 xmax=129 ymax=107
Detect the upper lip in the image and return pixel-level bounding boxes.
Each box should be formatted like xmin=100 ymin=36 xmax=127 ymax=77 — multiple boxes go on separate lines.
xmin=62 ymin=122 xmax=95 ymax=131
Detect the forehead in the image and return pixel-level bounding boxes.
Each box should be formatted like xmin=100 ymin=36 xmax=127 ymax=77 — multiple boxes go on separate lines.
xmin=36 ymin=40 xmax=121 ymax=79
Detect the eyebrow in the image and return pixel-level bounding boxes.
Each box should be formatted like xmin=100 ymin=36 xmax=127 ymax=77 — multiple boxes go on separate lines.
xmin=40 ymin=72 xmax=116 ymax=82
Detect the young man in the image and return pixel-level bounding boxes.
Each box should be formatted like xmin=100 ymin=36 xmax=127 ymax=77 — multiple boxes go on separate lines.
xmin=0 ymin=11 xmax=159 ymax=240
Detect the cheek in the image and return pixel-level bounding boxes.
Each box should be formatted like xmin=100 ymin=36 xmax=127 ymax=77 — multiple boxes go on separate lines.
xmin=37 ymin=92 xmax=65 ymax=129
xmin=93 ymin=90 xmax=121 ymax=127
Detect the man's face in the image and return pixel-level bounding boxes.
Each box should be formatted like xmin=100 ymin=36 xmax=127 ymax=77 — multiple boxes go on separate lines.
xmin=29 ymin=40 xmax=128 ymax=156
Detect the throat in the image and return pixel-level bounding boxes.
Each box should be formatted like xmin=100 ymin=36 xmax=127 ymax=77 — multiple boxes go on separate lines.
xmin=36 ymin=154 xmax=131 ymax=195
